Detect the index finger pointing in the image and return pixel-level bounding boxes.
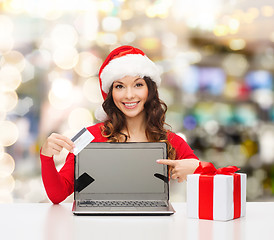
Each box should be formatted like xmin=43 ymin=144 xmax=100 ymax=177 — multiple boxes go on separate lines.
xmin=156 ymin=159 xmax=176 ymax=167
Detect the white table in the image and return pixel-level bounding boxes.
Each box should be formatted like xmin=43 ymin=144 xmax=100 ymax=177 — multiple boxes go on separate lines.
xmin=0 ymin=202 xmax=273 ymax=240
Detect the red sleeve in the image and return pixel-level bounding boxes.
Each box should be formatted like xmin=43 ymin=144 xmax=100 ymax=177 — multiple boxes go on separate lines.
xmin=40 ymin=151 xmax=75 ymax=204
xmin=167 ymin=132 xmax=199 ymax=160
xmin=41 ymin=123 xmax=107 ymax=204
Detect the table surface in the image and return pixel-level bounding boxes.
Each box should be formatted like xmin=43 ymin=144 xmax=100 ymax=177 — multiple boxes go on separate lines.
xmin=0 ymin=202 xmax=273 ymax=240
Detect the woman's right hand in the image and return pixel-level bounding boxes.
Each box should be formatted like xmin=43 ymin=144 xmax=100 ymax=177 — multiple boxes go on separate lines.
xmin=41 ymin=133 xmax=75 ymax=157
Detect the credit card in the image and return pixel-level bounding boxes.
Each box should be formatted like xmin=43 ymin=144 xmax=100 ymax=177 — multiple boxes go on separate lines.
xmin=71 ymin=128 xmax=95 ymax=155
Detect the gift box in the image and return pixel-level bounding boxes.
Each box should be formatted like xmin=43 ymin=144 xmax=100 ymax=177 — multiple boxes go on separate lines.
xmin=187 ymin=162 xmax=246 ymax=221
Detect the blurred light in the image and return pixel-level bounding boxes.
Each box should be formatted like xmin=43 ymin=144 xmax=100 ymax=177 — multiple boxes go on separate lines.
xmin=3 ymin=0 xmax=96 ymax=15
xmin=0 ymin=111 xmax=6 ymax=121
xmin=0 ymin=145 xmax=4 ymax=159
xmin=97 ymin=0 xmax=114 ymax=14
xmin=224 ymin=80 xmax=240 ymax=98
xmin=270 ymin=32 xmax=274 ymax=42
xmin=83 ymin=77 xmax=103 ymax=103
xmin=0 ymin=153 xmax=15 ymax=178
xmin=0 ymin=192 xmax=13 ymax=203
xmin=243 ymin=12 xmax=254 ymax=24
xmin=0 ymin=50 xmax=26 ymax=72
xmin=0 ymin=175 xmax=15 ymax=193
xmin=158 ymin=87 xmax=174 ymax=106
xmin=51 ymin=78 xmax=72 ymax=99
xmin=21 ymin=60 xmax=35 ymax=82
xmin=100 ymin=33 xmax=118 ymax=45
xmin=229 ymin=39 xmax=246 ymax=51
xmin=43 ymin=10 xmax=63 ymax=20
xmin=261 ymin=6 xmax=273 ymax=17
xmin=0 ymin=35 xmax=14 ymax=54
xmin=74 ymin=52 xmax=101 ymax=78
xmin=146 ymin=6 xmax=157 ymax=18
xmin=27 ymin=49 xmax=52 ymax=70
xmin=48 ymin=89 xmax=73 ymax=110
xmin=213 ymin=24 xmax=229 ymax=36
xmin=102 ymin=17 xmax=121 ymax=32
xmin=204 ymin=120 xmax=219 ymax=135
xmin=2 ymin=0 xmax=24 ymax=14
xmin=74 ymin=12 xmax=98 ymax=41
xmin=68 ymin=107 xmax=94 ymax=130
xmin=235 ymin=104 xmax=257 ymax=127
xmin=247 ymin=7 xmax=260 ymax=19
xmin=122 ymin=32 xmax=136 ymax=43
xmin=162 ymin=33 xmax=177 ymax=49
xmin=147 ymin=1 xmax=170 ymax=19
xmin=0 ymin=66 xmax=22 ymax=91
xmin=232 ymin=9 xmax=244 ymax=20
xmin=253 ymin=169 xmax=267 ymax=182
xmin=0 ymin=15 xmax=13 ymax=35
xmin=23 ymin=178 xmax=45 ymax=203
xmin=259 ymin=49 xmax=274 ymax=69
xmin=140 ymin=38 xmax=161 ymax=50
xmin=0 ymin=90 xmax=18 ymax=112
xmin=120 ymin=9 xmax=134 ymax=21
xmin=13 ymin=97 xmax=34 ymax=117
xmin=50 ymin=24 xmax=78 ymax=48
xmin=222 ymin=54 xmax=249 ymax=77
xmin=0 ymin=121 xmax=19 ymax=146
xmin=183 ymin=115 xmax=197 ymax=130
xmin=252 ymin=89 xmax=273 ymax=109
xmin=187 ymin=13 xmax=215 ymax=30
xmin=246 ymin=176 xmax=263 ymax=200
xmin=228 ymin=18 xmax=240 ymax=34
xmin=53 ymin=46 xmax=79 ymax=69
xmin=259 ymin=125 xmax=274 ymax=164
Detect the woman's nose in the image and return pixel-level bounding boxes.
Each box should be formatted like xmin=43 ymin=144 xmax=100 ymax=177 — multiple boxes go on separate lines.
xmin=125 ymin=87 xmax=135 ymax=99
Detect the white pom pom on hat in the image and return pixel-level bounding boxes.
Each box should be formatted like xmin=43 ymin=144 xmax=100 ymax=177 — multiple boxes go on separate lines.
xmin=95 ymin=45 xmax=161 ymax=122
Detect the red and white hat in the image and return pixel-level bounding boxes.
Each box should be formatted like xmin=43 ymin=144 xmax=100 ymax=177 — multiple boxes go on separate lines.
xmin=95 ymin=45 xmax=161 ymax=122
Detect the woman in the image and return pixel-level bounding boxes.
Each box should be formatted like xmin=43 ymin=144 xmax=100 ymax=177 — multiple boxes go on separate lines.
xmin=41 ymin=46 xmax=200 ymax=204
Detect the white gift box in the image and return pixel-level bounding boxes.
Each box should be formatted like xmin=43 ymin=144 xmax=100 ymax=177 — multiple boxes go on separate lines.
xmin=187 ymin=173 xmax=246 ymax=221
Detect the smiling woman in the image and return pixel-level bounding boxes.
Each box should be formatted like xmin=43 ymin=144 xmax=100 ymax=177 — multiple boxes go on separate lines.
xmin=40 ymin=46 xmax=200 ymax=204
xmin=112 ymin=76 xmax=148 ymax=119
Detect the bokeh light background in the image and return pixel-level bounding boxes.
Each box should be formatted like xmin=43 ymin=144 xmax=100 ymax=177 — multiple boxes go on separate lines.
xmin=0 ymin=0 xmax=274 ymax=203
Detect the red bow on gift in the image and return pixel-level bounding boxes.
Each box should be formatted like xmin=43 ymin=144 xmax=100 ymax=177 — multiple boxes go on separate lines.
xmin=194 ymin=161 xmax=240 ymax=175
xmin=193 ymin=161 xmax=242 ymax=220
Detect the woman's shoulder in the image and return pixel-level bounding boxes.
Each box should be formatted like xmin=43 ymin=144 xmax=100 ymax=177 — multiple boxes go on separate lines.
xmin=167 ymin=131 xmax=185 ymax=142
xmin=87 ymin=122 xmax=104 ymax=132
xmin=86 ymin=122 xmax=107 ymax=141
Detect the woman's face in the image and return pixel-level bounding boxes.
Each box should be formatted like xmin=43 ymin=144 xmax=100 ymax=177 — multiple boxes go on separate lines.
xmin=112 ymin=76 xmax=148 ymax=120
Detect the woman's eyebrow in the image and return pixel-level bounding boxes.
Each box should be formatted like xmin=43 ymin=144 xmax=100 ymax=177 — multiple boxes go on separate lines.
xmin=113 ymin=81 xmax=124 ymax=84
xmin=134 ymin=77 xmax=142 ymax=82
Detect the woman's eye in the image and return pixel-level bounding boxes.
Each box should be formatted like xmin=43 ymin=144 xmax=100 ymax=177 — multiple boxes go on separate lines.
xmin=136 ymin=83 xmax=143 ymax=87
xmin=115 ymin=84 xmax=123 ymax=89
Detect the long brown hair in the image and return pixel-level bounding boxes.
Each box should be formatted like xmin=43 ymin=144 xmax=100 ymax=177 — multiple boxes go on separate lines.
xmin=100 ymin=76 xmax=176 ymax=159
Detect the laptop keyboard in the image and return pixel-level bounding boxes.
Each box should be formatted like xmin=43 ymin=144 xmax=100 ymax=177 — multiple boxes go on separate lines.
xmin=79 ymin=200 xmax=167 ymax=207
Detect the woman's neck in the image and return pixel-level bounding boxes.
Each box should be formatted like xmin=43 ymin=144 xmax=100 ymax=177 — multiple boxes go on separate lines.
xmin=123 ymin=113 xmax=148 ymax=142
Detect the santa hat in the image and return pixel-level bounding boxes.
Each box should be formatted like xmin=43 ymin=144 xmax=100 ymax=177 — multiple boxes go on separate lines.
xmin=95 ymin=45 xmax=161 ymax=122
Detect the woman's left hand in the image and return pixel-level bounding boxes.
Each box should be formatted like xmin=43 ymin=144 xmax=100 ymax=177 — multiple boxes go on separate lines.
xmin=156 ymin=159 xmax=200 ymax=183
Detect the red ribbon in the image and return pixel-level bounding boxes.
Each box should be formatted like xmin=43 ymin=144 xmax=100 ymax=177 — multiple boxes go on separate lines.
xmin=194 ymin=162 xmax=241 ymax=220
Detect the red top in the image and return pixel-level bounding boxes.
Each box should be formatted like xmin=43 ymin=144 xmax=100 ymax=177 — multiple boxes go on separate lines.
xmin=40 ymin=123 xmax=199 ymax=204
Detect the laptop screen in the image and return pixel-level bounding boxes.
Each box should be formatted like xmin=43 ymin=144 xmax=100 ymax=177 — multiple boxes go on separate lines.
xmin=75 ymin=142 xmax=168 ymax=200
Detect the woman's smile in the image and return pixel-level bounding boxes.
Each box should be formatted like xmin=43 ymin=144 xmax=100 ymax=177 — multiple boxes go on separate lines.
xmin=122 ymin=101 xmax=140 ymax=109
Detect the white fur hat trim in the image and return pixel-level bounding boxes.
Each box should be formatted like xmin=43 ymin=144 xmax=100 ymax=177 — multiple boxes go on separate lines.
xmin=100 ymin=54 xmax=161 ymax=95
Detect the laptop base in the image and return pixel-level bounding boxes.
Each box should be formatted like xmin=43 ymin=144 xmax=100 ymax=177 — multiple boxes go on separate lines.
xmin=72 ymin=201 xmax=175 ymax=216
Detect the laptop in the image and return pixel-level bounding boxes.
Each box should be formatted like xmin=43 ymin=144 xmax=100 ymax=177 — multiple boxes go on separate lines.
xmin=72 ymin=142 xmax=175 ymax=215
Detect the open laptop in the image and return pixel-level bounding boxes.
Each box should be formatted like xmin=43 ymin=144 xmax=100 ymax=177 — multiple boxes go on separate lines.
xmin=72 ymin=142 xmax=175 ymax=215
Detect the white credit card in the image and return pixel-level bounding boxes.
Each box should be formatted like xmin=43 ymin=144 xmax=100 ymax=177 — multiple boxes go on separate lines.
xmin=71 ymin=128 xmax=95 ymax=155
